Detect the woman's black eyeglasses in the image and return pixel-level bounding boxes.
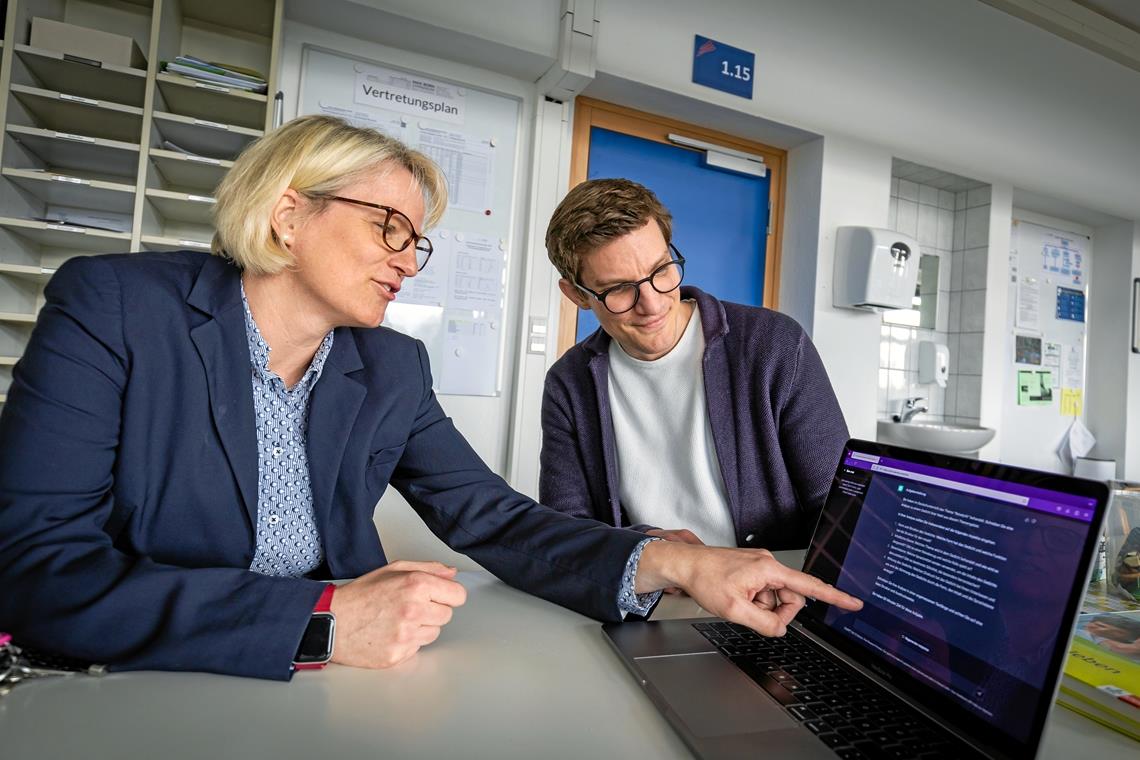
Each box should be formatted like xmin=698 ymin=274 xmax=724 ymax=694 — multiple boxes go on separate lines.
xmin=323 ymin=195 xmax=434 ymax=272
xmin=573 ymin=244 xmax=686 ymax=314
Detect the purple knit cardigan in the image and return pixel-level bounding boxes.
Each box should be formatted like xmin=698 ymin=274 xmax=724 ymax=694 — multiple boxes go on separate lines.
xmin=539 ymin=287 xmax=849 ymax=550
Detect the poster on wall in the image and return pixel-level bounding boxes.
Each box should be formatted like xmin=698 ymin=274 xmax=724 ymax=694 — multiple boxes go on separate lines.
xmin=299 ymin=45 xmax=521 ymax=397
xmin=1055 ymin=287 xmax=1086 ymax=323
xmin=1016 ymin=275 xmax=1041 ymax=331
xmin=1063 ymin=341 xmax=1084 ymax=391
xmin=1043 ymin=342 xmax=1062 ymax=388
xmin=417 ymin=128 xmax=495 ymax=212
xmin=1017 ymin=370 xmax=1053 ymax=406
xmin=1014 ymin=334 xmax=1042 ymax=365
xmin=1061 ymin=389 xmax=1083 ymax=417
xmin=1040 ymin=234 xmax=1084 ymax=287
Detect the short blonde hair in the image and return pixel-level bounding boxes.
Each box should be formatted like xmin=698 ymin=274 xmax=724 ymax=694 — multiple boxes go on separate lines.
xmin=212 ymin=114 xmax=448 ymax=274
xmin=545 ymin=178 xmax=673 ymax=281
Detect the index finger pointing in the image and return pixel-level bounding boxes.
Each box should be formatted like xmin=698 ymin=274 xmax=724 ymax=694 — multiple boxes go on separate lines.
xmin=775 ymin=568 xmax=863 ymax=611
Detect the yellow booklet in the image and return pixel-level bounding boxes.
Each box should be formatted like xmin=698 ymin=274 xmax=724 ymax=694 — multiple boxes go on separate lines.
xmin=1059 ymin=610 xmax=1140 ymax=742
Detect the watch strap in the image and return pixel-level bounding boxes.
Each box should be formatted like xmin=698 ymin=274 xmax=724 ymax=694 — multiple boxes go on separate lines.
xmin=294 ymin=584 xmax=336 ymax=671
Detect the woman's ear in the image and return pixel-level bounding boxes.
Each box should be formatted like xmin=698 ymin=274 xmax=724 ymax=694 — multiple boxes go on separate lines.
xmin=270 ymin=187 xmax=302 ymax=245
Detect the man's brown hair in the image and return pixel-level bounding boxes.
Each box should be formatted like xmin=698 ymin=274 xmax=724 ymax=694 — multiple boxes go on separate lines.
xmin=545 ymin=178 xmax=673 ymax=282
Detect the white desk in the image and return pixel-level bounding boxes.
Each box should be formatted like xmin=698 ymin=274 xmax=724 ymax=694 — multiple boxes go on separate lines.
xmin=2 ymin=559 xmax=1135 ymax=759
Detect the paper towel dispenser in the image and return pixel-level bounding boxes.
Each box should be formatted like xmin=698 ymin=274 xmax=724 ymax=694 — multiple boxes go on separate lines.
xmin=833 ymin=226 xmax=921 ymax=311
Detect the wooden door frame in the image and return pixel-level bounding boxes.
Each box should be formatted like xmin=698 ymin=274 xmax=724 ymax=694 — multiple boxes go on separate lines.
xmin=555 ymin=96 xmax=788 ymax=355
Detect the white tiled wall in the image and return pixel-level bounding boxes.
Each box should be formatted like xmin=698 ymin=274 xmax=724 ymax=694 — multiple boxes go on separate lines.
xmin=948 ymin=189 xmax=990 ymax=424
xmin=880 ymin=178 xmax=990 ymax=424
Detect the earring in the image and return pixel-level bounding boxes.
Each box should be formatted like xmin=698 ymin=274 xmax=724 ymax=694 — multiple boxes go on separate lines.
xmin=281 ymin=234 xmax=290 ymax=244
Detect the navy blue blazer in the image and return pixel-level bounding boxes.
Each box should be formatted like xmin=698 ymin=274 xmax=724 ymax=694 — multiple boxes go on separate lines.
xmin=0 ymin=252 xmax=644 ymax=680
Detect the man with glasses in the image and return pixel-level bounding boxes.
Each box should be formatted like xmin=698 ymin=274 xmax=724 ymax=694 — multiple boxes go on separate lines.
xmin=541 ymin=178 xmax=848 ymax=553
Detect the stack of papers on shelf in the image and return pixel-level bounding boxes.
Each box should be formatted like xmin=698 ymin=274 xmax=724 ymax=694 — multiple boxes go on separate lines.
xmin=40 ymin=206 xmax=131 ymax=233
xmin=162 ymin=55 xmax=267 ymax=93
xmin=1057 ymin=605 xmax=1140 ymax=742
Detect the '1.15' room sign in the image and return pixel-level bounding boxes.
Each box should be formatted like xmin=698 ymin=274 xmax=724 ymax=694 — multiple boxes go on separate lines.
xmin=691 ymin=35 xmax=754 ymax=99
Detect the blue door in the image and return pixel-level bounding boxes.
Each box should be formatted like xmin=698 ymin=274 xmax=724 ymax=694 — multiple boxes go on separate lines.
xmin=575 ymin=127 xmax=771 ymax=342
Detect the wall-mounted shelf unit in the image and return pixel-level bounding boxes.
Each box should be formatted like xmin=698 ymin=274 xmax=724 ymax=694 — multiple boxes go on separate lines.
xmin=13 ymin=44 xmax=148 ymax=105
xmin=0 ymin=0 xmax=283 ymax=404
xmin=149 ymin=111 xmax=261 ymax=160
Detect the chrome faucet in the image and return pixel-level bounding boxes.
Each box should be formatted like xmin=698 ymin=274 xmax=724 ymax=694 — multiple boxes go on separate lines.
xmin=893 ymin=396 xmax=928 ymax=423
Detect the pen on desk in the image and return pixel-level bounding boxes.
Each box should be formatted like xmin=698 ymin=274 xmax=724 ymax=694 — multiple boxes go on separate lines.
xmin=273 ymin=91 xmax=284 ymax=129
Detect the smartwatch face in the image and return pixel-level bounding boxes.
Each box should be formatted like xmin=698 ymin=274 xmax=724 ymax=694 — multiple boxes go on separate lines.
xmin=296 ymin=613 xmax=335 ymax=663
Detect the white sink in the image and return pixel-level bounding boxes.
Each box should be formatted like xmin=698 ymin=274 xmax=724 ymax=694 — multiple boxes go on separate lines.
xmin=876 ymin=420 xmax=996 ymax=454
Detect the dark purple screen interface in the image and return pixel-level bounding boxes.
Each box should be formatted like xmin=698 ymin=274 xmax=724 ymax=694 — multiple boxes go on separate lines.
xmin=816 ymin=453 xmax=1093 ymax=743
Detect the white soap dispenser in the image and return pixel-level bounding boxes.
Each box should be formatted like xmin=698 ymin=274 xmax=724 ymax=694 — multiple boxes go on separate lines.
xmin=918 ymin=341 xmax=949 ymax=387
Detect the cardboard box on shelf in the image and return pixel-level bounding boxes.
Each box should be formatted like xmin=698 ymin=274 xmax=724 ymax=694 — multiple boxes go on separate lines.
xmin=29 ymin=17 xmax=147 ymax=69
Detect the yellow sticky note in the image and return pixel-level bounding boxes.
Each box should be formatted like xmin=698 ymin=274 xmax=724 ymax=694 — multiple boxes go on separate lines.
xmin=1061 ymin=388 xmax=1083 ymax=416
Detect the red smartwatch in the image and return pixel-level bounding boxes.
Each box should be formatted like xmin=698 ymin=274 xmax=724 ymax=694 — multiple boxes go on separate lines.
xmin=293 ymin=584 xmax=336 ymax=671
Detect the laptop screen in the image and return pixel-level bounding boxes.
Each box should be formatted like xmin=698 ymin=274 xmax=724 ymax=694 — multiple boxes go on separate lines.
xmin=801 ymin=440 xmax=1107 ymax=760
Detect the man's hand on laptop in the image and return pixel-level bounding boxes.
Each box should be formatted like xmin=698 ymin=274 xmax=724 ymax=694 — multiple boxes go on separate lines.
xmin=634 ymin=543 xmax=863 ymax=636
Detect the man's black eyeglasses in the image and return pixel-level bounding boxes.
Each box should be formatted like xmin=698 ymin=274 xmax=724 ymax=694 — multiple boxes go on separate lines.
xmin=573 ymin=244 xmax=686 ymax=314
xmin=323 ymin=195 xmax=434 ymax=272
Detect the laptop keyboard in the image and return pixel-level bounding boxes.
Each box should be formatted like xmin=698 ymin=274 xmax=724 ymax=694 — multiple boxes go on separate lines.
xmin=694 ymin=622 xmax=983 ymax=760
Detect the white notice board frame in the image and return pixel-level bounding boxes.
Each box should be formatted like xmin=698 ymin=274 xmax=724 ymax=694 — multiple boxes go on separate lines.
xmin=297 ymin=44 xmax=524 ymax=397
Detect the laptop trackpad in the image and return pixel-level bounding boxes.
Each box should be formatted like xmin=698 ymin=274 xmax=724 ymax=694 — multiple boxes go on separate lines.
xmin=636 ymin=652 xmax=799 ymax=737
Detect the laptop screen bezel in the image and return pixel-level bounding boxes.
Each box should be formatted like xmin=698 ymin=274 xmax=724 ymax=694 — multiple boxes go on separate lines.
xmin=798 ymin=438 xmax=1108 ymax=760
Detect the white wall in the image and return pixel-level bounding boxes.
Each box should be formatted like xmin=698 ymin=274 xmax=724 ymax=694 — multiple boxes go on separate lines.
xmin=1087 ymin=220 xmax=1135 ymax=477
xmin=1084 ymin=220 xmax=1140 ymax=481
xmin=781 ymin=134 xmax=890 ymax=441
xmin=979 ymin=184 xmax=1015 ymax=463
xmin=779 ymin=139 xmax=823 ymax=335
xmin=807 ymin=136 xmax=893 ymax=441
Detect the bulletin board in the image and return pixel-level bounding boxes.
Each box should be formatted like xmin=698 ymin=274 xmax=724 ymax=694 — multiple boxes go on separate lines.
xmin=297 ymin=45 xmax=522 ymax=396
xmin=1009 ymin=219 xmax=1089 ymax=417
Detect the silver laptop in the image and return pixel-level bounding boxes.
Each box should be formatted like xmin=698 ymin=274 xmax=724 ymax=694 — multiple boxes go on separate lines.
xmin=604 ymin=438 xmax=1109 ymax=760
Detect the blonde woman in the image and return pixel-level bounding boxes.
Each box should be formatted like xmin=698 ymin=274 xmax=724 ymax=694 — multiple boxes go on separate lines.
xmin=0 ymin=116 xmax=859 ymax=680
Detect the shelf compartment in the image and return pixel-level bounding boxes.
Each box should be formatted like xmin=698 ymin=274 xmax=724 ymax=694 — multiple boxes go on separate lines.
xmin=3 ymin=168 xmax=136 ymax=214
xmin=13 ymin=44 xmax=148 ymax=106
xmin=0 ymin=262 xmax=54 ymax=282
xmin=9 ymin=85 xmax=144 ymax=143
xmin=5 ymin=125 xmax=141 ymax=181
xmin=180 ymin=0 xmax=277 ymax=37
xmin=0 ymin=217 xmax=131 ymax=258
xmin=0 ymin=311 xmax=39 ymax=324
xmin=148 ymin=148 xmax=231 ymax=194
xmin=0 ymin=320 xmax=33 ymax=361
xmin=0 ymin=270 xmax=43 ymax=317
xmin=141 ymin=189 xmax=214 ymax=247
xmin=151 ymin=111 xmax=261 ymax=161
xmin=155 ymin=73 xmax=267 ymax=130
xmin=145 ymin=188 xmax=215 ymax=226
xmin=140 ymin=234 xmax=213 ymax=253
